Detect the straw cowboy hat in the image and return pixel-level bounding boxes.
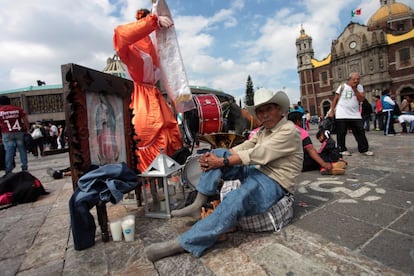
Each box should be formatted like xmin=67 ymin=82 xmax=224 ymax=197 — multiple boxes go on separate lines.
xmin=246 ymin=88 xmax=290 ymax=119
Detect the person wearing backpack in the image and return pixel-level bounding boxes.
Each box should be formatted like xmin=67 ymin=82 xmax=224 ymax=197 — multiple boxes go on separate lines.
xmin=381 ymin=89 xmax=397 ymax=136
xmin=328 ymin=72 xmax=374 ymax=156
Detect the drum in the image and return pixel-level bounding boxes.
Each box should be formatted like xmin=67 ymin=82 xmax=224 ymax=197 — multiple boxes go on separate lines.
xmin=195 ymin=94 xmax=223 ymax=134
xmin=183 ymin=94 xmax=223 ymax=144
xmin=181 ymin=155 xmax=202 ymax=190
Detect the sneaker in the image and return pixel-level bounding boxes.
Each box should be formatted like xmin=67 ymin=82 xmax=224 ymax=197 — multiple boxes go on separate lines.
xmin=340 ymin=151 xmax=352 ymax=156
xmin=361 ymin=151 xmax=374 ymax=156
xmin=375 ymin=128 xmax=380 ymax=131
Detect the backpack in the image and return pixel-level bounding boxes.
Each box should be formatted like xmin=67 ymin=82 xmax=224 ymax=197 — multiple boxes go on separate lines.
xmin=0 ymin=172 xmax=48 ymax=205
xmin=319 ymin=117 xmax=335 ymax=133
xmin=361 ymin=98 xmax=373 ymax=117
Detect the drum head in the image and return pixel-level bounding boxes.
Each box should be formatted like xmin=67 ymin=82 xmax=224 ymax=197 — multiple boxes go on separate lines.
xmin=182 ymin=155 xmax=202 ymax=190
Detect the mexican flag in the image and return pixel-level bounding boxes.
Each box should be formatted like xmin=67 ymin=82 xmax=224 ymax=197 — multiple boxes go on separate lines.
xmin=352 ymin=8 xmax=361 ymax=17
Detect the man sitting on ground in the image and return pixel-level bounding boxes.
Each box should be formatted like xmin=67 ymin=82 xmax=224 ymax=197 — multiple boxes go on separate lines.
xmin=144 ymin=88 xmax=303 ymax=261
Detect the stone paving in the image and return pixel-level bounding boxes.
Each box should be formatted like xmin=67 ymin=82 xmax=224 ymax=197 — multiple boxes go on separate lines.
xmin=0 ymin=128 xmax=413 ymax=275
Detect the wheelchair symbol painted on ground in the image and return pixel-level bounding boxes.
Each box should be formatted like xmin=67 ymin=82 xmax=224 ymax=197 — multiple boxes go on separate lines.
xmin=297 ymin=177 xmax=386 ymax=203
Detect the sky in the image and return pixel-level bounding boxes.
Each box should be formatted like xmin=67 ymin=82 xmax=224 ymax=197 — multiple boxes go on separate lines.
xmin=1 ymin=0 xmax=413 ymax=105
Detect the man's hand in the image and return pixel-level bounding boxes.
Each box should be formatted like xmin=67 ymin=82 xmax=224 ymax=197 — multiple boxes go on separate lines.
xmin=322 ymin=162 xmax=333 ymax=170
xmin=199 ymin=152 xmax=220 ymax=172
xmin=158 ymin=15 xmax=173 ymax=28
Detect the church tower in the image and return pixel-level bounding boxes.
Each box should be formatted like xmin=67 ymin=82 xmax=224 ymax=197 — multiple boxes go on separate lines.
xmin=296 ymin=25 xmax=314 ymax=72
xmin=296 ymin=25 xmax=316 ymax=112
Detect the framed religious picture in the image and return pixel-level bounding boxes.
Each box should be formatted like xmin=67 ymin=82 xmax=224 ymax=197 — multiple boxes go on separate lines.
xmin=61 ymin=63 xmax=137 ymax=190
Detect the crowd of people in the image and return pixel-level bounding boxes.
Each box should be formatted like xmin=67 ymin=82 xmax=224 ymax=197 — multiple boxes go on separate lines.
xmin=28 ymin=121 xmax=66 ymax=158
xmin=358 ymin=89 xmax=414 ymax=135
xmin=294 ymin=82 xmax=414 ymax=137
xmin=346 ymin=86 xmax=413 ymax=136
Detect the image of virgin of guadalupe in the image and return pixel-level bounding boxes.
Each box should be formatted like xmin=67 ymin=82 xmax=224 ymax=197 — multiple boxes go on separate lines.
xmin=95 ymin=93 xmax=119 ymax=164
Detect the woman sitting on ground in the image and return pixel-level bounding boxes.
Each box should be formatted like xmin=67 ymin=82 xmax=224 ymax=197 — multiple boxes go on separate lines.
xmin=288 ymin=111 xmax=346 ymax=175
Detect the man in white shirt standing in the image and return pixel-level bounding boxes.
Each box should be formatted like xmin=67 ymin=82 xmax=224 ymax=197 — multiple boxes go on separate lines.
xmin=328 ymin=72 xmax=374 ymax=156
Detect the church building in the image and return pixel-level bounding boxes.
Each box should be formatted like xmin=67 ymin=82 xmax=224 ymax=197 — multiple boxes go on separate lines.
xmin=296 ymin=0 xmax=414 ymax=116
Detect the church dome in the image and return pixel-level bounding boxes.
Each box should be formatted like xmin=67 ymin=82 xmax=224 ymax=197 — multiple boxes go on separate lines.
xmin=368 ymin=2 xmax=413 ymax=27
xmin=297 ymin=26 xmax=310 ymax=39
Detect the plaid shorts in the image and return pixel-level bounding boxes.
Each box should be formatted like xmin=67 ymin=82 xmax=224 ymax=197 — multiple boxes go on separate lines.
xmin=237 ymin=193 xmax=294 ymax=232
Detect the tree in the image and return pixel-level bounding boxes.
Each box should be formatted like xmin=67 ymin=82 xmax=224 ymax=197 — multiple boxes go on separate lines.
xmin=244 ymin=75 xmax=254 ymax=106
